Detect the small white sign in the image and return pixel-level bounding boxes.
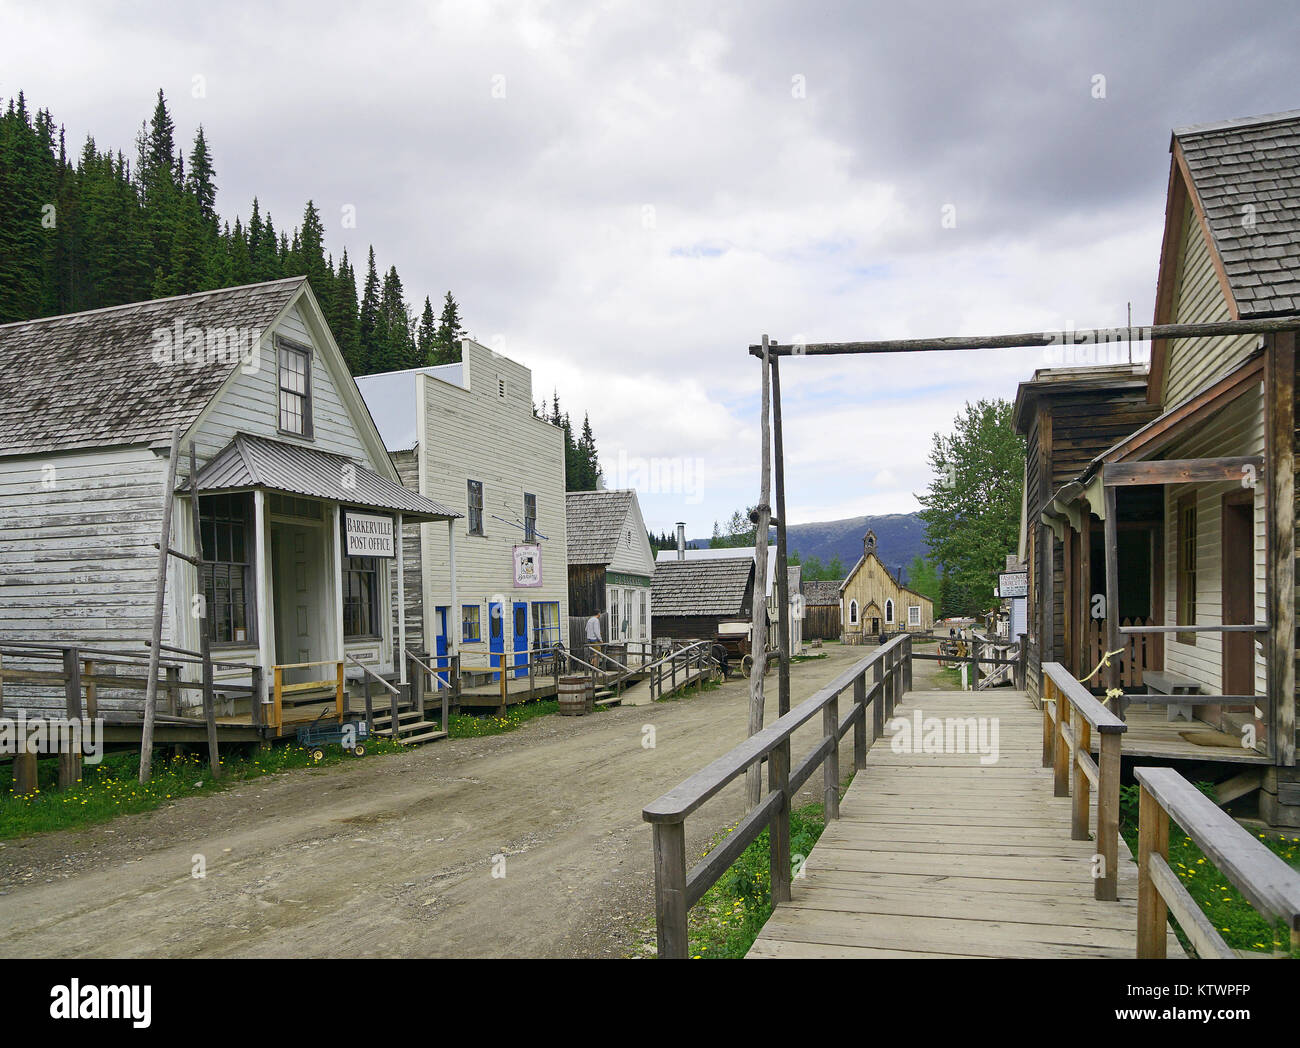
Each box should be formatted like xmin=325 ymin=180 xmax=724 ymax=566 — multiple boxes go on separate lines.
xmin=345 ymin=511 xmax=395 ymax=558
xmin=998 ymin=570 xmax=1028 ymax=598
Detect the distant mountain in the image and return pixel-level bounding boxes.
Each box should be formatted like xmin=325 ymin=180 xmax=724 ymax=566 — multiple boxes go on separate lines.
xmin=688 ymin=512 xmax=928 ymax=584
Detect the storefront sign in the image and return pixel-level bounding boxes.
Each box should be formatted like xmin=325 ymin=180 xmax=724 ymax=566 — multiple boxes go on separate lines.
xmin=344 ymin=511 xmax=395 ymax=558
xmin=513 ymin=544 xmax=542 ymax=588
xmin=998 ymin=570 xmax=1028 ymax=598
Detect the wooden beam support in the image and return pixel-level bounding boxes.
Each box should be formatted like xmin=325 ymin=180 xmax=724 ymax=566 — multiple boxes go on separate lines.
xmin=771 ymin=355 xmax=791 ymax=717
xmin=1103 ymin=456 xmax=1263 ymax=487
xmin=1103 ymin=485 xmax=1121 ymax=703
xmin=1266 ymin=332 xmax=1296 ymax=767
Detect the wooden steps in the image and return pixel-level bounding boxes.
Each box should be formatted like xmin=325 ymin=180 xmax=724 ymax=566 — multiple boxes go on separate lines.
xmin=369 ymin=705 xmax=447 ymax=746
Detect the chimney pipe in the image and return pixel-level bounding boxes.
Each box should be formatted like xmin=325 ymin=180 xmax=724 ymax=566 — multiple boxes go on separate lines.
xmin=676 ymin=522 xmax=686 ymax=561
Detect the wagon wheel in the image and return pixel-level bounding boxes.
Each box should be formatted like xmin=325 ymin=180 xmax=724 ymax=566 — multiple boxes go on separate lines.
xmin=310 ymin=748 xmax=325 ymax=763
xmin=764 ymin=655 xmax=775 ymax=676
xmin=741 ymin=654 xmax=753 ymax=678
xmin=351 ymin=744 xmax=366 ymax=758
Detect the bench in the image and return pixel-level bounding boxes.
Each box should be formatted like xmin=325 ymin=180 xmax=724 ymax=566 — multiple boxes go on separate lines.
xmin=1141 ymin=669 xmax=1202 ymax=722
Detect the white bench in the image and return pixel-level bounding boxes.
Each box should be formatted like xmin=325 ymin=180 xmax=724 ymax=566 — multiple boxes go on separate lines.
xmin=1142 ymin=669 xmax=1202 ymax=722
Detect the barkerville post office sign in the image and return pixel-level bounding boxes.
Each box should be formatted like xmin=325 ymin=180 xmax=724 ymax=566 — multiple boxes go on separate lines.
xmin=345 ymin=512 xmax=395 ymax=557
xmin=513 ymin=544 xmax=542 ymax=588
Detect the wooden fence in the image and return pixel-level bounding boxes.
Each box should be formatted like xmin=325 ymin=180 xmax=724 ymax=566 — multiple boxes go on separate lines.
xmin=642 ymin=634 xmax=911 ymax=958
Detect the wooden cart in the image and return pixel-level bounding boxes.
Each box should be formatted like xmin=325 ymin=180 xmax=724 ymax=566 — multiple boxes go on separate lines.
xmin=712 ymin=620 xmax=775 ymax=679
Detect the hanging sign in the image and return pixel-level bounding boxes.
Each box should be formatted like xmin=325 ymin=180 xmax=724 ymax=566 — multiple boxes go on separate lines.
xmin=513 ymin=544 xmax=542 ymax=588
xmin=345 ymin=511 xmax=395 ymax=557
xmin=998 ymin=570 xmax=1028 ymax=598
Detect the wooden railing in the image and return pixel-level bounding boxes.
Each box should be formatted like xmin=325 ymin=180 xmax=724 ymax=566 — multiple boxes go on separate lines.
xmin=1135 ymin=766 xmax=1300 ymax=958
xmin=1041 ymin=662 xmax=1127 ymax=900
xmin=642 ymin=634 xmax=911 ymax=958
xmin=271 ymin=660 xmax=344 ymax=735
xmin=456 ymin=646 xmax=566 ymax=706
xmin=646 ymin=640 xmax=718 ymax=701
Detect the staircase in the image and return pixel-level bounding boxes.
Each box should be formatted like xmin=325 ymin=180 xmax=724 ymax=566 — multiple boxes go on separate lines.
xmin=350 ymin=665 xmax=447 ymax=747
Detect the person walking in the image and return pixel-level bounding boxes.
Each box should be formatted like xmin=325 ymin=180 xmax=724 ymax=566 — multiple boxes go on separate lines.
xmin=585 ymin=612 xmax=602 ymax=665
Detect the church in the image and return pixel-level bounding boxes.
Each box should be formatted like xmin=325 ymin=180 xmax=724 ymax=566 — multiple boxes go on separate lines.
xmin=838 ymin=530 xmax=935 ymax=641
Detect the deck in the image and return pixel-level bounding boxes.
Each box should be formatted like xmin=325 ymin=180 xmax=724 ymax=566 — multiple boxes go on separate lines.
xmin=748 ymin=688 xmax=1184 ymax=959
xmin=1094 ymin=704 xmax=1272 ymax=764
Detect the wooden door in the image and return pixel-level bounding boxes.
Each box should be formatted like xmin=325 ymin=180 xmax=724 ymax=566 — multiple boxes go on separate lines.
xmin=1221 ymin=492 xmax=1255 ymax=697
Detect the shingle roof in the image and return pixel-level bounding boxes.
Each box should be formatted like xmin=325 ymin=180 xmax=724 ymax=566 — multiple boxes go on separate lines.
xmin=1175 ymin=110 xmax=1300 ymax=317
xmin=565 ymin=490 xmax=635 ymax=564
xmin=651 ymin=557 xmax=753 ymax=617
xmin=0 ymin=278 xmax=305 ymax=457
xmin=802 ymin=580 xmax=843 ymax=607
xmin=192 ymin=433 xmax=459 ymax=520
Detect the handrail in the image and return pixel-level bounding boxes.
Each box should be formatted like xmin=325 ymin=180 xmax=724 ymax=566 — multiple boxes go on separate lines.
xmin=346 ymin=654 xmax=400 ymax=695
xmin=1041 ymin=661 xmax=1127 ymax=901
xmin=1135 ymin=766 xmax=1300 ymax=958
xmin=643 ymin=633 xmax=911 ymax=957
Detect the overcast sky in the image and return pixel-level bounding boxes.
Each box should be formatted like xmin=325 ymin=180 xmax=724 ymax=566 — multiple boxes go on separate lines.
xmin=3 ymin=0 xmax=1297 ymax=539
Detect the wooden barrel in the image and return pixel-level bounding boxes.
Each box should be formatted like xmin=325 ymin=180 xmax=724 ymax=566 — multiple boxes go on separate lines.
xmin=558 ymin=676 xmax=590 ymax=717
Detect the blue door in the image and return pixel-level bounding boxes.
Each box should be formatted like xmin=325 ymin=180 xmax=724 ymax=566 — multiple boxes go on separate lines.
xmin=434 ymin=606 xmax=450 ymax=686
xmin=513 ymin=602 xmax=529 ymax=678
xmin=489 ymin=601 xmax=504 ymax=682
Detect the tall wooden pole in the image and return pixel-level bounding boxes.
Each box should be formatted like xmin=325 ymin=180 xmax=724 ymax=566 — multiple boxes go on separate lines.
xmin=189 ymin=444 xmax=221 ymax=778
xmin=139 ymin=424 xmax=182 ymax=784
xmin=746 ymin=336 xmax=772 ymax=808
xmin=771 ymin=354 xmax=791 ymax=717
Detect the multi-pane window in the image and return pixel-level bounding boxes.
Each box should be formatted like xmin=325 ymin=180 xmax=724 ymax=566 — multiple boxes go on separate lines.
xmin=462 ymin=604 xmax=481 ymax=642
xmin=343 ymin=557 xmax=380 ymax=637
xmin=908 ymin=605 xmax=921 ymax=627
xmin=609 ymin=588 xmax=621 ymax=641
xmin=639 ymin=590 xmax=648 ymax=639
xmin=278 ymin=342 xmax=312 ymax=436
xmin=849 ymin=600 xmax=859 ymax=625
xmin=532 ymin=601 xmax=560 ymax=650
xmin=200 ymin=494 xmax=253 ymax=645
xmin=467 ymin=480 xmax=484 ymax=535
xmin=1177 ymin=494 xmax=1197 ymax=645
xmin=885 ymin=599 xmax=894 ymax=624
xmin=524 ymin=493 xmax=537 ymax=542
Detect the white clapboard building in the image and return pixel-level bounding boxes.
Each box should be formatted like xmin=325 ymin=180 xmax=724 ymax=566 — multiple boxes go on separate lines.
xmin=0 ymin=277 xmax=458 ymax=722
xmin=356 ymin=341 xmax=569 ymax=683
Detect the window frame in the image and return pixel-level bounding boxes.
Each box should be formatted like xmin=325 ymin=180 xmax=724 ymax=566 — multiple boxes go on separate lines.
xmin=848 ymin=599 xmax=859 ymax=626
xmin=199 ymin=492 xmax=256 ymax=648
xmin=531 ymin=601 xmax=560 ymax=650
xmin=885 ymin=599 xmax=894 ymax=625
xmin=462 ymin=603 xmax=481 ymax=642
xmin=908 ymin=604 xmax=921 ymax=627
xmin=467 ymin=479 xmax=484 ymax=536
xmin=524 ymin=492 xmax=537 ymax=543
xmin=1176 ymin=492 xmax=1197 ymax=645
xmin=342 ymin=555 xmax=382 ymax=640
xmin=276 ymin=337 xmax=314 ymax=438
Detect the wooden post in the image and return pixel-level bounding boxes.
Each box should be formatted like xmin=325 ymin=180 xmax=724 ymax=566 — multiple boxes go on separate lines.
xmin=771 ymin=355 xmax=791 ymax=717
xmin=189 ymin=445 xmax=221 ymax=779
xmin=335 ymin=661 xmax=345 ymax=723
xmin=140 ymin=423 xmax=182 ymax=783
xmin=249 ymin=667 xmax=264 ymax=731
xmin=391 ymin=684 xmax=400 ymax=743
xmin=363 ymin=674 xmax=374 ymax=737
xmin=1017 ymin=633 xmax=1028 ymax=691
xmin=1096 ymin=731 xmax=1122 ymax=902
xmin=852 ymin=673 xmax=867 ymax=769
xmin=59 ymin=647 xmax=82 ymax=788
xmin=823 ymin=693 xmax=840 ymax=820
xmin=873 ymin=656 xmax=884 ymax=738
xmin=272 ymin=665 xmax=284 ymax=735
xmin=972 ymin=637 xmax=982 ymax=689
xmin=1103 ymin=480 xmax=1122 ymax=708
xmin=1053 ymin=690 xmax=1071 ymax=798
xmin=1078 ymin=500 xmax=1092 ymax=675
xmin=1071 ymin=711 xmax=1092 ymax=841
xmin=746 ymin=335 xmax=773 ymax=808
xmin=1266 ymin=332 xmax=1296 ymax=765
xmin=1136 ymin=783 xmax=1169 ymax=955
xmin=903 ymin=634 xmax=913 ymax=693
xmin=652 ymin=821 xmax=688 ymax=959
xmin=82 ymin=658 xmax=97 ymax=720
xmin=769 ymin=738 xmax=791 ymax=905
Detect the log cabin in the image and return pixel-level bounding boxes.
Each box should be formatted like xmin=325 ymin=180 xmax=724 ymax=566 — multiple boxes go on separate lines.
xmin=0 ymin=277 xmax=458 ymax=733
xmin=800 ymin=579 xmax=844 ymax=641
xmin=1029 ymin=110 xmax=1300 ymax=824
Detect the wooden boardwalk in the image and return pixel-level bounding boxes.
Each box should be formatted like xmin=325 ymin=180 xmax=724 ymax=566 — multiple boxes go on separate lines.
xmin=749 ymin=689 xmax=1184 ymax=959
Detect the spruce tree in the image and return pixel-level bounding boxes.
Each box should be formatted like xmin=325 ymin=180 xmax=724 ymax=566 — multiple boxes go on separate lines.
xmin=433 ymin=290 xmax=464 ymax=363
xmin=416 ymin=296 xmax=437 ymax=365
xmin=358 ymin=246 xmax=381 ymax=374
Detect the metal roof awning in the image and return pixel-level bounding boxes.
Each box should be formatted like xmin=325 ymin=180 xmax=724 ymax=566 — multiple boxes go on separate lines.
xmin=185 ymin=433 xmax=461 ymax=522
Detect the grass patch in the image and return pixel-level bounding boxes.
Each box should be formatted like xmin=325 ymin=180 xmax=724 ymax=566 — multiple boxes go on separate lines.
xmin=683 ymin=800 xmax=830 ymax=959
xmin=0 ymin=737 xmax=406 ymax=840
xmin=935 ymin=665 xmax=966 ymax=690
xmin=429 ymin=699 xmax=564 ymax=738
xmin=1118 ymin=783 xmax=1300 ymax=958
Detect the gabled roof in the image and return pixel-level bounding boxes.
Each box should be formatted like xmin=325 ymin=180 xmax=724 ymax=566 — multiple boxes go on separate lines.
xmin=566 ymin=489 xmax=636 ymax=565
xmin=192 ymin=433 xmax=459 ymax=521
xmin=0 ymin=277 xmax=306 ymax=457
xmin=650 ymin=557 xmax=753 ymax=617
xmin=802 ymin=579 xmax=843 ymax=607
xmin=1011 ymin=363 xmax=1150 ymax=434
xmin=838 ymin=549 xmax=932 ymax=608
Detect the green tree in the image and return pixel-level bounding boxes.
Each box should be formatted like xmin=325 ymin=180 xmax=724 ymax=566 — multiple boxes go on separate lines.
xmin=432 ymin=290 xmax=464 ymax=364
xmin=917 ymin=398 xmax=1025 ymax=617
xmin=906 ymin=555 xmax=942 ymax=604
xmin=710 ymin=507 xmax=758 ymax=549
xmin=416 ymin=295 xmax=438 ymax=364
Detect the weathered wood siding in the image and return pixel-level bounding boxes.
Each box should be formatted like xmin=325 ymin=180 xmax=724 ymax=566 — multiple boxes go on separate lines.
xmin=840 ymin=552 xmax=933 ymax=638
xmin=389 ymin=448 xmax=425 ymax=656
xmin=802 ymin=604 xmax=841 ymax=641
xmin=568 ymin=564 xmax=607 ymax=618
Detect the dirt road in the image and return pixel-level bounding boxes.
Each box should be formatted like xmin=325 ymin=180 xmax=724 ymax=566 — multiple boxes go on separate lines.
xmin=0 ymin=645 xmax=943 ymax=958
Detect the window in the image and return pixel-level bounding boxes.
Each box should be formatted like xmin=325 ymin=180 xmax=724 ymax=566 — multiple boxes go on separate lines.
xmin=343 ymin=557 xmax=381 ymax=637
xmin=885 ymin=599 xmax=894 ymax=624
xmin=277 ymin=341 xmax=312 ymax=436
xmin=639 ymin=590 xmax=648 ymax=639
xmin=524 ymin=493 xmax=537 ymax=542
xmin=908 ymin=605 xmax=921 ymax=627
xmin=467 ymin=480 xmax=484 ymax=535
xmin=623 ymin=588 xmax=633 ymax=638
xmin=200 ymin=494 xmax=253 ymax=645
xmin=462 ymin=604 xmax=481 ymax=642
xmin=497 ymin=376 xmax=507 ymax=399
xmin=532 ymin=601 xmax=560 ymax=650
xmin=609 ymin=588 xmax=621 ymax=640
xmin=1176 ymin=493 xmax=1197 ymax=645
xmin=849 ymin=599 xmax=859 ymax=625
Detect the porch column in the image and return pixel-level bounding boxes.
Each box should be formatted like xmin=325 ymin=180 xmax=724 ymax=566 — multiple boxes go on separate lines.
xmin=1102 ymin=478 xmax=1121 ymax=703
xmin=1267 ymin=332 xmax=1296 ymax=766
xmin=332 ymin=504 xmax=344 ymax=663
xmin=255 ymin=489 xmax=272 ymax=703
xmin=396 ymin=511 xmax=407 ymax=685
xmin=448 ymin=518 xmax=459 ymax=658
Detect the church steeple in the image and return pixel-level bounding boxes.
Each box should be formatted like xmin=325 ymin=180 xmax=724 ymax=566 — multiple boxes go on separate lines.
xmin=863 ymin=529 xmax=877 ymax=558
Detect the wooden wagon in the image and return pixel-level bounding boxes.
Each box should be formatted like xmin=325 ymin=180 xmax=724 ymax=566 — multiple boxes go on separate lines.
xmin=712 ymin=620 xmax=775 ymax=678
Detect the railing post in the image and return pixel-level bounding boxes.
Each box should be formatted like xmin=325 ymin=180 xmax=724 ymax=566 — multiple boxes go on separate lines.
xmin=852 ymin=672 xmax=867 ymax=769
xmin=872 ymin=656 xmax=884 ymax=738
xmin=249 ymin=666 xmax=264 ymax=731
xmin=1135 ymin=783 xmax=1168 ymax=955
xmin=823 ymin=693 xmax=841 ymax=819
xmin=902 ymin=635 xmax=912 ymax=694
xmin=1071 ymin=710 xmax=1092 ymax=840
xmin=652 ymin=821 xmax=688 ymax=959
xmin=1042 ymin=676 xmax=1054 ymax=767
xmin=1096 ymin=731 xmax=1121 ymax=902
xmin=60 ymin=647 xmax=82 ymax=788
xmin=1016 ymin=633 xmax=1027 ymax=691
xmin=972 ymin=637 xmax=982 ymax=689
xmin=769 ymin=740 xmax=792 ymax=904
xmin=1053 ymin=689 xmax=1071 ymax=797
xmin=272 ymin=666 xmax=284 ymax=735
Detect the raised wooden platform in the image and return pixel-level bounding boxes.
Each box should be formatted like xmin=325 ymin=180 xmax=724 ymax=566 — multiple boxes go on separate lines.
xmin=748 ymin=689 xmax=1184 ymax=959
xmin=1094 ymin=705 xmax=1271 ymax=764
